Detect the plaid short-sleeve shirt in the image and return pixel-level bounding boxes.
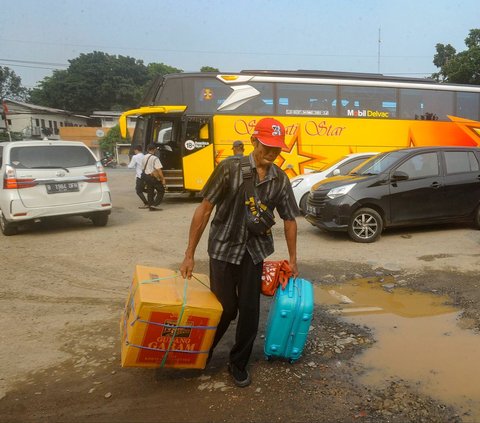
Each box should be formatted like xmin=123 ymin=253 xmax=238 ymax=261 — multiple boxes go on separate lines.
xmin=201 ymin=154 xmax=299 ymax=265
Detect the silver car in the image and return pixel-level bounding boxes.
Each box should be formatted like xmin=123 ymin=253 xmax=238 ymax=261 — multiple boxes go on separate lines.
xmin=290 ymin=152 xmax=378 ymax=213
xmin=0 ymin=140 xmax=112 ymax=235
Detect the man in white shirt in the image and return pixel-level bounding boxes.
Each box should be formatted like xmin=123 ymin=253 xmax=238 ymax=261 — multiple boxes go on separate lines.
xmin=128 ymin=145 xmax=149 ymax=208
xmin=142 ymin=144 xmax=166 ymax=211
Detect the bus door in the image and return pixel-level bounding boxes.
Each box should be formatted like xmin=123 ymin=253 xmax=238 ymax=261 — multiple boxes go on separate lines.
xmin=180 ymin=116 xmax=214 ymax=191
xmin=150 ymin=117 xmax=182 ymax=170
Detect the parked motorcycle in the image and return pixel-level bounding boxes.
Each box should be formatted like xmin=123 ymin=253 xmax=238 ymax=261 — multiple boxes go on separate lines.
xmin=101 ymin=156 xmax=117 ymax=168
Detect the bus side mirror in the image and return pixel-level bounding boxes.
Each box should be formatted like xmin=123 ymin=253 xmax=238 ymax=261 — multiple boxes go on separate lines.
xmin=199 ymin=124 xmax=209 ymax=140
xmin=391 ymin=171 xmax=409 ymax=181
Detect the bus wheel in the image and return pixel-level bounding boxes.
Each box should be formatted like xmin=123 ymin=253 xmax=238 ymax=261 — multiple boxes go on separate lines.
xmin=348 ymin=208 xmax=383 ymax=243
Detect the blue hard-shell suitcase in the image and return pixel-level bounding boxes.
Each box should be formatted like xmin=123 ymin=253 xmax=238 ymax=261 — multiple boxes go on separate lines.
xmin=264 ymin=277 xmax=314 ymax=363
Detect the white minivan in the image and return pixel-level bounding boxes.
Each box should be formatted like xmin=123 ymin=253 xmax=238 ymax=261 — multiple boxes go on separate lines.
xmin=290 ymin=152 xmax=378 ymax=213
xmin=0 ymin=140 xmax=112 ymax=235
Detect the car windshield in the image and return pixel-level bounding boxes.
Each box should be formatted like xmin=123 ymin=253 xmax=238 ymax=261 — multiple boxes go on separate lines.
xmin=314 ymin=155 xmax=349 ymax=172
xmin=352 ymin=151 xmax=406 ymax=175
xmin=10 ymin=146 xmax=96 ymax=169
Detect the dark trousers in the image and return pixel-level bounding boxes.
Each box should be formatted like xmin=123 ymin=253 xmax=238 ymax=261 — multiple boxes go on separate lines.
xmin=209 ymin=252 xmax=263 ymax=370
xmin=145 ymin=176 xmax=165 ymax=206
xmin=135 ymin=177 xmax=148 ymax=205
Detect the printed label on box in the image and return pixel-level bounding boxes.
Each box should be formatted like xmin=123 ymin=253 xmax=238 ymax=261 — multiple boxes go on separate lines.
xmin=138 ymin=311 xmax=210 ymax=365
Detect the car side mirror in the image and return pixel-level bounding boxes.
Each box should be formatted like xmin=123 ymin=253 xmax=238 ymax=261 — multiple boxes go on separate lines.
xmin=332 ymin=169 xmax=341 ymax=176
xmin=391 ymin=171 xmax=409 ymax=181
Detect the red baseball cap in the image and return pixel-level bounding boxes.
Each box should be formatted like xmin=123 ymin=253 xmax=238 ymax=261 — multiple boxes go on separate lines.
xmin=252 ymin=118 xmax=287 ymax=149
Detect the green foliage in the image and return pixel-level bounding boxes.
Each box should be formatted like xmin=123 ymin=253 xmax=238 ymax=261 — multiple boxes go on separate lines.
xmin=0 ymin=67 xmax=28 ymax=101
xmin=147 ymin=62 xmax=183 ymax=79
xmin=30 ymin=52 xmax=149 ymax=114
xmin=432 ymin=29 xmax=480 ymax=84
xmin=0 ymin=131 xmax=24 ymax=141
xmin=28 ymin=51 xmax=221 ymax=113
xmin=200 ymin=66 xmax=219 ymax=72
xmin=98 ymin=124 xmax=130 ymax=154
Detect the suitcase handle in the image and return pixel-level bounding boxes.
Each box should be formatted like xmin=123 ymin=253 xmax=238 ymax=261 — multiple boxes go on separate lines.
xmin=288 ymin=276 xmax=300 ymax=299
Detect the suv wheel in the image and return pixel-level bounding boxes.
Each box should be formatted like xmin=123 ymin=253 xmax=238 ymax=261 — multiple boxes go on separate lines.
xmin=348 ymin=208 xmax=383 ymax=243
xmin=91 ymin=212 xmax=109 ymax=227
xmin=474 ymin=205 xmax=480 ymax=229
xmin=0 ymin=212 xmax=18 ymax=236
xmin=299 ymin=194 xmax=309 ymax=215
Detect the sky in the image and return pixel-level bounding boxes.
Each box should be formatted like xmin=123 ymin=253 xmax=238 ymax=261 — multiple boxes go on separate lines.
xmin=1 ymin=0 xmax=479 ymax=89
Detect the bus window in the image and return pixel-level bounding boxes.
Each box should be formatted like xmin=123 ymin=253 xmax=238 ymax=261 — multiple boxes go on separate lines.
xmin=184 ymin=118 xmax=211 ymax=155
xmin=155 ymin=77 xmax=183 ymax=105
xmin=339 ymin=86 xmax=396 ymax=118
xmin=131 ymin=117 xmax=147 ymax=149
xmin=154 ymin=121 xmax=173 ymax=145
xmin=277 ymin=83 xmax=336 ymax=116
xmin=457 ymin=92 xmax=480 ymax=121
xmin=399 ymin=88 xmax=454 ymax=121
xmin=220 ymin=82 xmax=274 ymax=115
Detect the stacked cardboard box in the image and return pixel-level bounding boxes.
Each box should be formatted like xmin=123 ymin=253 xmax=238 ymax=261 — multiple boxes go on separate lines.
xmin=121 ymin=265 xmax=223 ymax=369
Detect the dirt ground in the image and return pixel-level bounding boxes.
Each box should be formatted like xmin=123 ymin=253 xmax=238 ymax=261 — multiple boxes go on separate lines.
xmin=1 ymin=168 xmax=479 ymax=423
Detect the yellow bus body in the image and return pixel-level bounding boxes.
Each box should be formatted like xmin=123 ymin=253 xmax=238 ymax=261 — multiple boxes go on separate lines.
xmin=213 ymin=115 xmax=480 ymax=178
xmin=120 ymin=108 xmax=480 ymax=190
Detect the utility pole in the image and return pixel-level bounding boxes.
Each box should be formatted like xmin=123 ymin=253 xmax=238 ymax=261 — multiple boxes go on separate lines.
xmin=377 ymin=27 xmax=381 ymax=74
xmin=1 ymin=99 xmax=12 ymax=142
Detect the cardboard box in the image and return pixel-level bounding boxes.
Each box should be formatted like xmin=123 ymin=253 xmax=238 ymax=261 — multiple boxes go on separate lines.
xmin=121 ymin=265 xmax=223 ymax=369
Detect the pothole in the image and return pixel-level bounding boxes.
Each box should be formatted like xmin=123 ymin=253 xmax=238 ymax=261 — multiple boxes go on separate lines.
xmin=315 ymin=276 xmax=480 ymax=421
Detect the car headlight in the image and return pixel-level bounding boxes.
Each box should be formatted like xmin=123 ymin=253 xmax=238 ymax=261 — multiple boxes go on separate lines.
xmin=327 ymin=183 xmax=356 ymax=199
xmin=290 ymin=178 xmax=303 ymax=188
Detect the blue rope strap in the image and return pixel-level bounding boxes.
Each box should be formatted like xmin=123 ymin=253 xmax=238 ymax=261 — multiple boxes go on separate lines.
xmin=125 ymin=341 xmax=210 ymax=355
xmin=135 ymin=318 xmax=217 ymax=330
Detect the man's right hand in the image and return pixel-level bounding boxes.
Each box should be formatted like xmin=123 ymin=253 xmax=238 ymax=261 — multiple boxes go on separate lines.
xmin=180 ymin=255 xmax=195 ymax=279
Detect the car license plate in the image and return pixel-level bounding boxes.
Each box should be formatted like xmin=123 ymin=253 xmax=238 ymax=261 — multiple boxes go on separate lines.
xmin=46 ymin=182 xmax=79 ymax=194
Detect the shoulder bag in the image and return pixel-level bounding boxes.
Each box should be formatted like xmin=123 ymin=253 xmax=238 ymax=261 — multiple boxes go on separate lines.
xmin=240 ymin=156 xmax=276 ymax=236
xmin=141 ymin=154 xmax=153 ymax=181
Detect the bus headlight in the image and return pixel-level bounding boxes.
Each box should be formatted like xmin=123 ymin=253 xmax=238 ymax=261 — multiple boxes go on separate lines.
xmin=327 ymin=183 xmax=356 ymax=199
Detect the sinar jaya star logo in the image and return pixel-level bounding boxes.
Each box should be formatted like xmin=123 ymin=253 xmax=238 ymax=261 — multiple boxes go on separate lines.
xmin=203 ymin=88 xmax=213 ymax=100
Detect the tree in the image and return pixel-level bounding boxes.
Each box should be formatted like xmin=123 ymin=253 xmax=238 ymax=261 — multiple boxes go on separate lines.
xmin=144 ymin=62 xmax=183 ymax=93
xmin=200 ymin=66 xmax=219 ymax=72
xmin=30 ymin=52 xmax=149 ymax=114
xmin=0 ymin=66 xmax=28 ymax=101
xmin=147 ymin=62 xmax=183 ymax=79
xmin=432 ymin=29 xmax=480 ymax=84
xmin=99 ymin=124 xmax=129 ymax=154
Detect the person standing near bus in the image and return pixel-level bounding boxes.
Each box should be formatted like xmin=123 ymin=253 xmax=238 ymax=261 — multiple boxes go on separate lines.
xmin=180 ymin=118 xmax=299 ymax=387
xmin=128 ymin=145 xmax=149 ymax=209
xmin=231 ymin=140 xmax=245 ymax=157
xmin=142 ymin=144 xmax=166 ymax=211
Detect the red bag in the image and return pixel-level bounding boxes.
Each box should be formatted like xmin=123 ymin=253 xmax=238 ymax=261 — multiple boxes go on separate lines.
xmin=261 ymin=260 xmax=293 ymax=296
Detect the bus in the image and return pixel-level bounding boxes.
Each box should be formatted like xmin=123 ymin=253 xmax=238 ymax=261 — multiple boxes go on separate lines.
xmin=119 ymin=70 xmax=480 ymax=192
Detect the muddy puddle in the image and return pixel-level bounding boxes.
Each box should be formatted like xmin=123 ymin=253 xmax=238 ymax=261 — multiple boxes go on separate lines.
xmin=315 ymin=277 xmax=480 ymax=421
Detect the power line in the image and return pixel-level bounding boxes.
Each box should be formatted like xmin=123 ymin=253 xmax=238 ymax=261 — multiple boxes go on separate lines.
xmin=0 ymin=38 xmax=434 ymax=59
xmin=0 ymin=62 xmax=62 ymax=70
xmin=0 ymin=58 xmax=68 ymax=66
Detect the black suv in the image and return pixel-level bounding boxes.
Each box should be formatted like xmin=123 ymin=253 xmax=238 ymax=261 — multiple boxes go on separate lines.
xmin=305 ymin=146 xmax=480 ymax=242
